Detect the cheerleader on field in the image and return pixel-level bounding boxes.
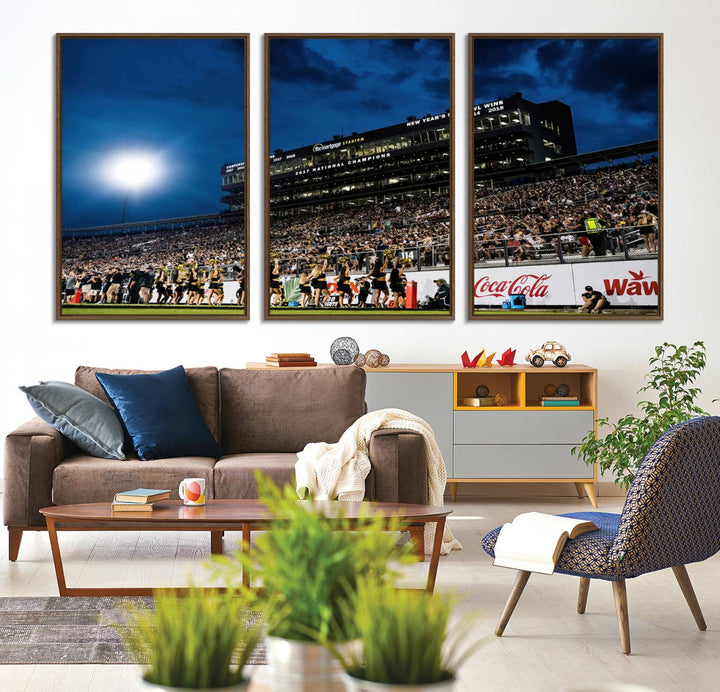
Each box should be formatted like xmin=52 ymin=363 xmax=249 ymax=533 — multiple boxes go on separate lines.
xmin=312 ymin=259 xmax=331 ymax=308
xmin=366 ymin=255 xmax=389 ymax=308
xmin=334 ymin=257 xmax=352 ymax=308
xmin=269 ymin=258 xmax=282 ymax=307
xmin=389 ymin=258 xmax=407 ymax=309
xmin=298 ymin=268 xmax=312 ymax=308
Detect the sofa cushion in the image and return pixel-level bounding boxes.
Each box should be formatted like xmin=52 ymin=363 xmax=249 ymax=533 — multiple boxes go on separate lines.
xmin=75 ymin=366 xmax=220 ymax=441
xmin=219 ymin=367 xmax=366 ymax=454
xmin=213 ymin=453 xmax=299 ymax=499
xmin=53 ymin=454 xmax=216 ymax=505
xmin=19 ymin=381 xmax=125 ymax=460
xmin=95 ymin=366 xmax=221 ymax=460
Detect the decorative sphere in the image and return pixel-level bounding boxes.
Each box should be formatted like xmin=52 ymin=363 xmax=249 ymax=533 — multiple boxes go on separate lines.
xmin=544 ymin=384 xmax=557 ymax=396
xmin=365 ymin=349 xmax=382 ymax=368
xmin=353 ymin=353 xmax=366 ymax=367
xmin=380 ymin=353 xmax=390 ymax=367
xmin=330 ymin=337 xmax=359 ymax=365
xmin=494 ymin=392 xmax=508 ymax=406
xmin=556 ymin=383 xmax=571 ymax=396
xmin=475 ymin=384 xmax=490 ymax=398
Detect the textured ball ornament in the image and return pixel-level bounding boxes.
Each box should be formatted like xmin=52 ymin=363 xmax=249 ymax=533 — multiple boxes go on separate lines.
xmin=380 ymin=353 xmax=390 ymax=367
xmin=556 ymin=383 xmax=571 ymax=396
xmin=475 ymin=384 xmax=490 ymax=398
xmin=544 ymin=383 xmax=557 ymax=396
xmin=494 ymin=392 xmax=508 ymax=406
xmin=330 ymin=337 xmax=360 ymax=365
xmin=365 ymin=349 xmax=382 ymax=368
xmin=353 ymin=353 xmax=366 ymax=367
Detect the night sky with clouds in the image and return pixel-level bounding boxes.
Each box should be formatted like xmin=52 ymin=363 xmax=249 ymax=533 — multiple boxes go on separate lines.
xmin=61 ymin=37 xmax=245 ymax=228
xmin=269 ymin=38 xmax=451 ymax=152
xmin=473 ymin=37 xmax=659 ymax=154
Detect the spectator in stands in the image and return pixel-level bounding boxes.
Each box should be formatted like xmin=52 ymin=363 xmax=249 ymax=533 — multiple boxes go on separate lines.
xmin=637 ymin=210 xmax=658 ymax=253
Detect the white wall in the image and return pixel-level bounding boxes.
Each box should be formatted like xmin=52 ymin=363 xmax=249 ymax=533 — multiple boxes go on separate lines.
xmin=2 ymin=0 xmax=719 ymax=442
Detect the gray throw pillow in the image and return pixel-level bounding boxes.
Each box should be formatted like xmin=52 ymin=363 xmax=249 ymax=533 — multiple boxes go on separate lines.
xmin=20 ymin=381 xmax=125 ymax=460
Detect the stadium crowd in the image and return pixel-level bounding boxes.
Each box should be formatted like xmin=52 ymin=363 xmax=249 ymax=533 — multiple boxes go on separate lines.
xmin=60 ymin=222 xmax=245 ymax=306
xmin=269 ymin=194 xmax=451 ymax=276
xmin=473 ymin=160 xmax=659 ymax=262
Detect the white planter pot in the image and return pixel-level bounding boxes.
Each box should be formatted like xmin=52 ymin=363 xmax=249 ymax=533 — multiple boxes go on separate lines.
xmin=265 ymin=636 xmax=345 ymax=692
xmin=341 ymin=672 xmax=456 ymax=692
xmin=141 ymin=677 xmax=249 ymax=691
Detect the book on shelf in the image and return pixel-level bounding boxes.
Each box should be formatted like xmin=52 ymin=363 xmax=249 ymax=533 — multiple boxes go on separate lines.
xmin=540 ymin=400 xmax=580 ymax=407
xmin=111 ymin=501 xmax=155 ymax=512
xmin=269 ymin=353 xmax=312 ymax=358
xmin=540 ymin=396 xmax=579 ymax=401
xmin=113 ymin=488 xmax=170 ymax=504
xmin=265 ymin=359 xmax=317 ymax=367
xmin=493 ymin=511 xmax=599 ymax=574
xmin=266 ymin=356 xmax=316 ymax=362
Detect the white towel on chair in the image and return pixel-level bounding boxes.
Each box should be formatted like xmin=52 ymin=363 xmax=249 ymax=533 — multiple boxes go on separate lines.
xmin=295 ymin=408 xmax=461 ymax=556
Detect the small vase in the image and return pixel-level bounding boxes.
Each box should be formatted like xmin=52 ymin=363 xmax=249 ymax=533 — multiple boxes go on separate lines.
xmin=141 ymin=677 xmax=249 ymax=691
xmin=266 ymin=636 xmax=346 ymax=692
xmin=341 ymin=672 xmax=456 ymax=692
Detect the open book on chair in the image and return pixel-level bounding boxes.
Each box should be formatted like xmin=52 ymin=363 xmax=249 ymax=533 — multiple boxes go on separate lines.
xmin=493 ymin=512 xmax=599 ymax=575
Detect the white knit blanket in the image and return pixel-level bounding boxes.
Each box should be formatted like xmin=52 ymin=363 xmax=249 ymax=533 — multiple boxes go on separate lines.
xmin=295 ymin=408 xmax=462 ymax=556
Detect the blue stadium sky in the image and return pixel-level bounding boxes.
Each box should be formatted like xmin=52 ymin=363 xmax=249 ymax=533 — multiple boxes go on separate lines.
xmin=269 ymin=37 xmax=451 ymax=152
xmin=61 ymin=37 xmax=246 ymax=228
xmin=473 ymin=37 xmax=659 ymax=154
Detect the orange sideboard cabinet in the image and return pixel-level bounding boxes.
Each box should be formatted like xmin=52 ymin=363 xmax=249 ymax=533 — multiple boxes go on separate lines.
xmin=363 ymin=363 xmax=598 ymax=507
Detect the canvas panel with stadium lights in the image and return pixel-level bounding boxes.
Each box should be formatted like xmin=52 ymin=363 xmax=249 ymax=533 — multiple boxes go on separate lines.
xmin=266 ymin=35 xmax=454 ymax=319
xmin=57 ymin=34 xmax=249 ymax=319
xmin=469 ymin=35 xmax=662 ymax=319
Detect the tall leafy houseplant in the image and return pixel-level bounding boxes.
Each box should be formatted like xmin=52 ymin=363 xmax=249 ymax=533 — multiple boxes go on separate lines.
xmin=574 ymin=342 xmax=712 ymax=489
xmin=118 ymin=587 xmax=262 ymax=690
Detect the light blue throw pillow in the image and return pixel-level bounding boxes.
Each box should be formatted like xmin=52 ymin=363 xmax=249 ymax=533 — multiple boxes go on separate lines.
xmin=20 ymin=381 xmax=125 ymax=460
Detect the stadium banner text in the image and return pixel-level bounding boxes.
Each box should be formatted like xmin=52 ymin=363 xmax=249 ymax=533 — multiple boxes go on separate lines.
xmin=473 ymin=260 xmax=659 ymax=308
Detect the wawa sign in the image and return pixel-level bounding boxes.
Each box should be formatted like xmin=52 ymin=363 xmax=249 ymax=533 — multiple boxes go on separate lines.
xmin=473 ymin=260 xmax=659 ymax=308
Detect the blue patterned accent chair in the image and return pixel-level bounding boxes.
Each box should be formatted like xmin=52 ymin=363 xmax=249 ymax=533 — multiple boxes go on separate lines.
xmin=482 ymin=416 xmax=720 ymax=654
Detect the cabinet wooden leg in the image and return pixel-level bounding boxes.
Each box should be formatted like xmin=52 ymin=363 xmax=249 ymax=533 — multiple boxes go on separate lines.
xmin=612 ymin=579 xmax=631 ymax=655
xmin=672 ymin=565 xmax=707 ymax=631
xmin=573 ymin=482 xmax=585 ymax=499
xmin=583 ymin=482 xmax=598 ymax=508
xmin=408 ymin=526 xmax=425 ymax=562
xmin=448 ymin=482 xmax=458 ymax=502
xmin=577 ymin=577 xmax=590 ymax=614
xmin=495 ymin=570 xmax=531 ymax=636
xmin=8 ymin=528 xmax=23 ymax=562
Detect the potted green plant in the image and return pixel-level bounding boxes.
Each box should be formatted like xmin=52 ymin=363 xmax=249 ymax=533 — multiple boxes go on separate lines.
xmin=118 ymin=587 xmax=262 ymax=691
xmin=573 ymin=342 xmax=714 ymax=489
xmin=331 ymin=579 xmax=483 ymax=691
xmin=209 ymin=474 xmax=412 ymax=692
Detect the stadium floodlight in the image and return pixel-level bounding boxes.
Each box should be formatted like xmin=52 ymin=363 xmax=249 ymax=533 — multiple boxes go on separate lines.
xmin=105 ymin=151 xmax=162 ymax=223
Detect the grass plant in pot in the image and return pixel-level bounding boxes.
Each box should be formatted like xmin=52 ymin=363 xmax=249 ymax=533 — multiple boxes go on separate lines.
xmin=330 ymin=579 xmax=483 ymax=691
xmin=573 ymin=342 xmax=715 ymax=489
xmin=118 ymin=587 xmax=262 ymax=691
xmin=209 ymin=474 xmax=412 ymax=692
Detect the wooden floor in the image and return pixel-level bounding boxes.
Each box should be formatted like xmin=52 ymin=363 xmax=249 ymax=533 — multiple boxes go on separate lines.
xmin=1 ymin=494 xmax=718 ymax=691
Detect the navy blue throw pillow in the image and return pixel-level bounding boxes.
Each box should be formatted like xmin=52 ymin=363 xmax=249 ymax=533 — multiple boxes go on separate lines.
xmin=95 ymin=366 xmax=221 ymax=460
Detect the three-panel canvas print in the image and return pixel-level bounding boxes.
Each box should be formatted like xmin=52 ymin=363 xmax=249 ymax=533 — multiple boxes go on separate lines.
xmin=56 ymin=33 xmax=661 ymax=321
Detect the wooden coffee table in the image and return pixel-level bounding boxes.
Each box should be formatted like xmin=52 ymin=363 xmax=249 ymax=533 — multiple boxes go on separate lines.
xmin=40 ymin=499 xmax=451 ymax=597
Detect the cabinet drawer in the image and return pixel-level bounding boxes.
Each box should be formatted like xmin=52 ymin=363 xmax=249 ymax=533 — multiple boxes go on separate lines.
xmin=453 ymin=444 xmax=594 ymax=479
xmin=453 ymin=410 xmax=594 ymax=445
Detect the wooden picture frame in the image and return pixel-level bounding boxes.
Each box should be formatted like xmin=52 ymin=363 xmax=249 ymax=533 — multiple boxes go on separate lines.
xmin=56 ymin=34 xmax=249 ymax=320
xmin=469 ymin=34 xmax=663 ymax=320
xmin=265 ymin=34 xmax=454 ymax=320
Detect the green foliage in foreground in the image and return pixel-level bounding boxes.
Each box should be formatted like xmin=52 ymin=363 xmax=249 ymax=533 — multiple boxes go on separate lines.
xmin=334 ymin=580 xmax=483 ymax=685
xmin=118 ymin=587 xmax=262 ymax=689
xmin=574 ymin=342 xmax=713 ymax=489
xmin=208 ymin=473 xmax=412 ymax=643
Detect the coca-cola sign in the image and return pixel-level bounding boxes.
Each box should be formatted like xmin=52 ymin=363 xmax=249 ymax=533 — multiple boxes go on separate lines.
xmin=475 ymin=273 xmax=552 ymax=299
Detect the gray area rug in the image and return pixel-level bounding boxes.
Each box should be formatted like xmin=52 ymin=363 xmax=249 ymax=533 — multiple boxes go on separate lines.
xmin=0 ymin=597 xmax=266 ymax=665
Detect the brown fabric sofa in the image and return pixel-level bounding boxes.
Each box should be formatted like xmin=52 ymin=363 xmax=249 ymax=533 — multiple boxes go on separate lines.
xmin=4 ymin=365 xmax=427 ymax=561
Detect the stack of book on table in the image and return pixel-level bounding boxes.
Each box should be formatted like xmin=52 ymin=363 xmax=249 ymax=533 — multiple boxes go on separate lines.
xmin=265 ymin=353 xmax=317 ymax=367
xmin=538 ymin=396 xmax=579 ymax=407
xmin=111 ymin=488 xmax=170 ymax=512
